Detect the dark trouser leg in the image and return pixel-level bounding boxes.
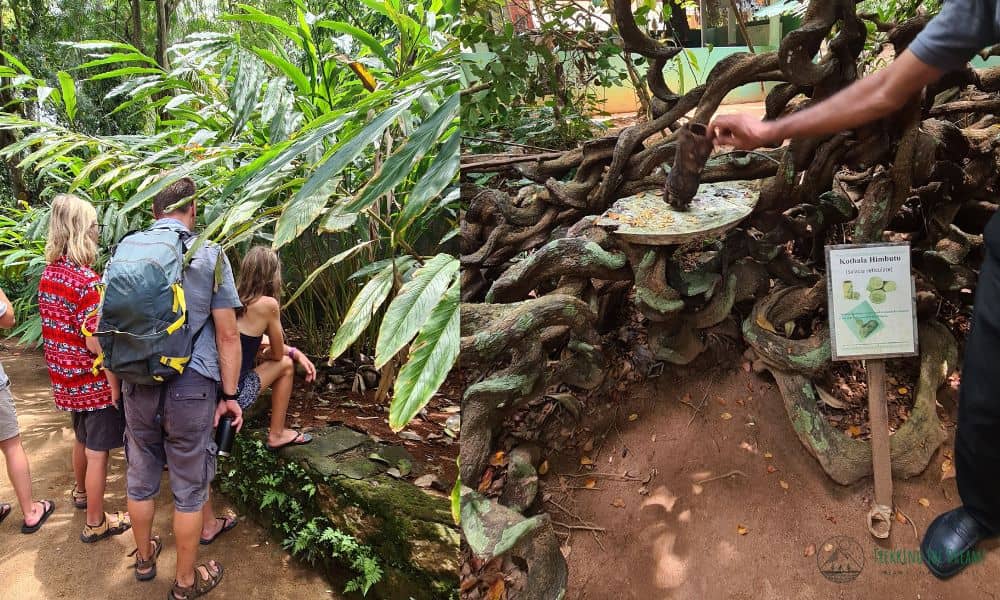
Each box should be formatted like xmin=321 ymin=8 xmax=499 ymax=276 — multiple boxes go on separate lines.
xmin=955 ymin=244 xmax=1000 ymax=533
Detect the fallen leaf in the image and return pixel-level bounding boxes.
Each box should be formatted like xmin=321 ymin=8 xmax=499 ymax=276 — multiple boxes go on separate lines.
xmin=764 ymin=452 xmax=773 ymax=459
xmin=489 ymin=451 xmax=506 ymax=467
xmin=478 ymin=469 xmax=494 ymax=493
xmin=804 ymin=544 xmax=815 ymax=557
xmin=918 ymin=498 xmax=930 ymax=508
xmin=584 ymin=478 xmax=597 ymax=489
xmin=895 ymin=511 xmax=908 ymax=524
xmin=847 ymin=425 xmax=862 ymax=438
xmin=538 ymin=460 xmax=549 ymax=476
xmin=816 ymin=385 xmax=849 ymax=409
xmin=628 ymin=413 xmax=639 ymax=421
xmin=720 ymin=412 xmax=733 ymax=420
xmin=898 ymin=387 xmax=909 ymax=395
xmin=692 ymin=483 xmax=704 ymax=495
xmin=767 ymin=465 xmax=777 ymax=474
xmin=779 ymin=480 xmax=789 ymax=489
xmin=783 ymin=321 xmax=795 ymax=337
xmin=737 ymin=524 xmax=749 ymax=535
xmin=486 ymin=577 xmax=505 ymax=600
xmin=580 ymin=455 xmax=594 ymax=466
xmin=611 ymin=498 xmax=626 ymax=508
xmin=941 ymin=459 xmax=956 ymax=481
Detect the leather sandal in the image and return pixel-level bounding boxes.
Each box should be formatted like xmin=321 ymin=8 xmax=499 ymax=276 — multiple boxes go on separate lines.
xmin=129 ymin=535 xmax=163 ymax=581
xmin=168 ymin=561 xmax=224 ymax=599
xmin=81 ymin=510 xmax=132 ymax=543
xmin=71 ymin=484 xmax=87 ymax=510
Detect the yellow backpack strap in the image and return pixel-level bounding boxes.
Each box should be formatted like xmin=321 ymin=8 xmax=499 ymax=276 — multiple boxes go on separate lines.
xmin=166 ymin=283 xmax=187 ymax=335
xmin=159 ymin=355 xmax=190 ymax=374
xmin=91 ymin=351 xmax=104 ymax=376
xmin=81 ymin=284 xmax=106 ymax=337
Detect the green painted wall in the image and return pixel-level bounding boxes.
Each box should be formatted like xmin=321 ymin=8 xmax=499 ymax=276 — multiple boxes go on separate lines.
xmin=595 ymin=45 xmax=778 ymax=113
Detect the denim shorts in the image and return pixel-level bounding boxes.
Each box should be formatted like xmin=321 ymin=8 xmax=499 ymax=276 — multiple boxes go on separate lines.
xmin=123 ymin=370 xmax=218 ymax=512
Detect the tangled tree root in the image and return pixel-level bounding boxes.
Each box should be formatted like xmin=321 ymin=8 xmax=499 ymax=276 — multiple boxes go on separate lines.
xmin=745 ymin=284 xmax=956 ymax=483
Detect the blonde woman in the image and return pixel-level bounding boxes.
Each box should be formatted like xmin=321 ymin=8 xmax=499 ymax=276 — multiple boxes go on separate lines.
xmin=38 ymin=194 xmax=130 ymax=543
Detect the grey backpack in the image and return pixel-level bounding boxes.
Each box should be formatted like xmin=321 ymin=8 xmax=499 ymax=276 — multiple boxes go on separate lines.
xmin=90 ymin=224 xmax=199 ymax=385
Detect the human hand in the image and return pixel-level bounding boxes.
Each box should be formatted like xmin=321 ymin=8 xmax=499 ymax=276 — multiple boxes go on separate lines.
xmin=297 ymin=352 xmax=317 ymax=383
xmin=213 ymin=399 xmax=244 ymax=432
xmin=709 ymin=114 xmax=780 ymax=150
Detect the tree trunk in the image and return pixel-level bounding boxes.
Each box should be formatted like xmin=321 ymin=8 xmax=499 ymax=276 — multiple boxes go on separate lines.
xmin=154 ymin=0 xmax=177 ymax=70
xmin=0 ymin=5 xmax=28 ymax=201
xmin=131 ymin=0 xmax=144 ymax=53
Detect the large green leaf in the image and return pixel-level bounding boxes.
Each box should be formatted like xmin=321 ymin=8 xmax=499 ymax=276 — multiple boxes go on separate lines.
xmin=291 ymin=92 xmax=417 ymax=219
xmin=317 ymin=20 xmax=392 ymax=68
xmin=342 ymin=92 xmax=458 ymax=214
xmin=251 ymin=47 xmax=310 ymax=95
xmin=88 ymin=66 xmax=163 ymax=81
xmin=272 ymin=178 xmax=337 ymax=249
xmin=284 ymin=240 xmax=373 ymax=307
xmin=397 ymin=128 xmax=458 ymax=231
xmin=76 ymin=52 xmax=158 ymax=70
xmin=388 ymin=278 xmax=459 ymax=431
xmin=375 ymin=253 xmax=458 ymax=368
xmin=56 ymin=71 xmax=77 ymax=122
xmin=328 ymin=263 xmax=395 ymax=361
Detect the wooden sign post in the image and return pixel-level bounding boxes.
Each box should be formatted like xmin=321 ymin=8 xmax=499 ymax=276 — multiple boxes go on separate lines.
xmin=825 ymin=243 xmax=918 ymax=539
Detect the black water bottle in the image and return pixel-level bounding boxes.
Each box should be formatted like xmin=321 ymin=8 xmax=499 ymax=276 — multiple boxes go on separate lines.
xmin=215 ymin=415 xmax=235 ymax=457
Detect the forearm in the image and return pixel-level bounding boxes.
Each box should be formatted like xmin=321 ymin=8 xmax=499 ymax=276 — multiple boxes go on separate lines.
xmin=217 ymin=335 xmax=240 ymax=395
xmin=0 ymin=288 xmax=15 ymax=329
xmin=769 ymin=73 xmax=904 ymax=142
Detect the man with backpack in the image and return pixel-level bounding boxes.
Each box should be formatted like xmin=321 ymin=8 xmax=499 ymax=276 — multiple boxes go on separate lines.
xmin=100 ymin=177 xmax=242 ymax=599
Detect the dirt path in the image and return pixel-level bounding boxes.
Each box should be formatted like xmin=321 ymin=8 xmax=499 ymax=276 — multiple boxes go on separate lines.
xmin=0 ymin=347 xmax=340 ymax=600
xmin=548 ymin=358 xmax=1000 ymax=599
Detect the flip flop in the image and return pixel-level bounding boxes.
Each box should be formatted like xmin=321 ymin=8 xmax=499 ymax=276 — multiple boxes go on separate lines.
xmin=0 ymin=503 xmax=11 ymax=525
xmin=21 ymin=499 xmax=55 ymax=534
xmin=266 ymin=431 xmax=313 ymax=452
xmin=199 ymin=515 xmax=238 ymax=545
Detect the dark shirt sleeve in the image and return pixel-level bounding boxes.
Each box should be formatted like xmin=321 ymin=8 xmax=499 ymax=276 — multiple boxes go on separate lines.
xmin=910 ymin=0 xmax=997 ymax=71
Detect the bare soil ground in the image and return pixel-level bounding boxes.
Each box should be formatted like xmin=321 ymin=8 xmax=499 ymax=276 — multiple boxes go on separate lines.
xmin=544 ymin=352 xmax=1000 ymax=600
xmin=0 ymin=347 xmax=340 ymax=600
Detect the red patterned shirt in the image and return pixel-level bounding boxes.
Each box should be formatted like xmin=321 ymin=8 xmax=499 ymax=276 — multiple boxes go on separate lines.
xmin=38 ymin=256 xmax=113 ymax=411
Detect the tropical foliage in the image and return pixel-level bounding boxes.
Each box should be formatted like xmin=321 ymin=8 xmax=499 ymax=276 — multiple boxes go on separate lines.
xmin=0 ymin=0 xmax=459 ymax=431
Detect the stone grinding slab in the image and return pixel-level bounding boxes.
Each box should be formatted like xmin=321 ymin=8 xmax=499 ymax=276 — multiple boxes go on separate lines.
xmin=595 ymin=180 xmax=759 ymax=245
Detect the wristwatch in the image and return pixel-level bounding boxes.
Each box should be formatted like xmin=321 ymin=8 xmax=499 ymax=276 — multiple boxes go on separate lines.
xmin=219 ymin=390 xmax=239 ymax=402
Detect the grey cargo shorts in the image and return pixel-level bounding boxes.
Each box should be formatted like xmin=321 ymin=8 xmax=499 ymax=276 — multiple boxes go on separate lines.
xmin=123 ymin=369 xmax=218 ymax=512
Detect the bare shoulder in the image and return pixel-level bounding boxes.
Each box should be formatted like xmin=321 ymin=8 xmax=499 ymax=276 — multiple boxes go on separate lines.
xmin=249 ymin=296 xmax=280 ymax=317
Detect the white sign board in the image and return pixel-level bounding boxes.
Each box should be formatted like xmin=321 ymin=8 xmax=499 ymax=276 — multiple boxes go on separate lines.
xmin=825 ymin=243 xmax=918 ymax=361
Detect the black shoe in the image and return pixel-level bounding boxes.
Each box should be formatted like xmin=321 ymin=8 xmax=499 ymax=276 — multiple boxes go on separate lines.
xmin=921 ymin=507 xmax=992 ymax=578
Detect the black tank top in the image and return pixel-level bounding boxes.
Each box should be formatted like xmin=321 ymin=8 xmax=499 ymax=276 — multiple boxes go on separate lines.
xmin=240 ymin=333 xmax=263 ymax=376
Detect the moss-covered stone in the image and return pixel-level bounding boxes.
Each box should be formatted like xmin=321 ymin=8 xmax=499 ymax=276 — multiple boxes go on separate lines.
xmin=227 ymin=426 xmax=459 ymax=599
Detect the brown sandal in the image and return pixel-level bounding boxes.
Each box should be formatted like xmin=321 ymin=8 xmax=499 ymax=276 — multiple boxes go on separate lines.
xmin=168 ymin=561 xmax=224 ymax=599
xmin=129 ymin=535 xmax=163 ymax=581
xmin=81 ymin=510 xmax=132 ymax=543
xmin=71 ymin=484 xmax=87 ymax=510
